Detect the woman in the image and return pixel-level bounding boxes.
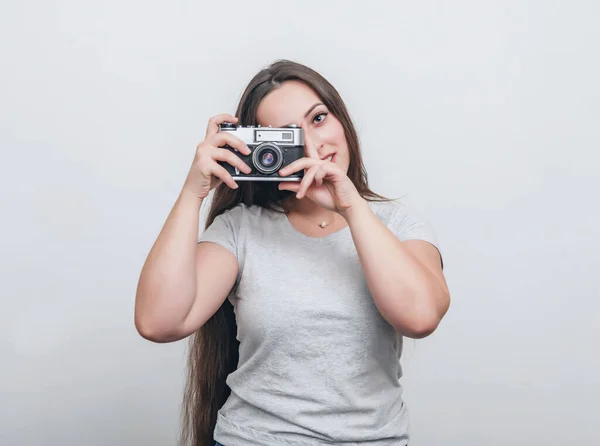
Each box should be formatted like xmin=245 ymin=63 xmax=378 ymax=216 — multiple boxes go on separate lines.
xmin=135 ymin=59 xmax=450 ymax=446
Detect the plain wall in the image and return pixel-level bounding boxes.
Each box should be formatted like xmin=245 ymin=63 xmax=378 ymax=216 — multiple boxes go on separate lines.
xmin=1 ymin=1 xmax=599 ymax=445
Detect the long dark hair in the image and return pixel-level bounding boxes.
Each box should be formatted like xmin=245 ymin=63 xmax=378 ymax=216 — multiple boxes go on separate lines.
xmin=180 ymin=59 xmax=387 ymax=446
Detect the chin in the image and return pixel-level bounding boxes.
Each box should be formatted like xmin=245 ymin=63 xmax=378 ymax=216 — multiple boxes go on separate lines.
xmin=337 ymin=158 xmax=350 ymax=173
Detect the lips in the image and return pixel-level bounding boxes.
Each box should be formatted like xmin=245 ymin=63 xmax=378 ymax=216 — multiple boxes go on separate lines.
xmin=323 ymin=153 xmax=336 ymax=163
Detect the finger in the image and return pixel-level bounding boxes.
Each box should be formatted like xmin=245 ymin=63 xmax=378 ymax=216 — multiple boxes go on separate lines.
xmin=278 ymin=182 xmax=301 ymax=193
xmin=300 ymin=121 xmax=319 ymax=159
xmin=212 ymin=148 xmax=252 ymax=174
xmin=296 ymin=165 xmax=320 ymax=199
xmin=206 ymin=114 xmax=239 ymax=138
xmin=211 ymin=132 xmax=251 ymax=156
xmin=209 ymin=162 xmax=238 ymax=189
xmin=314 ymin=165 xmax=328 ymax=187
xmin=279 ymin=157 xmax=320 ymax=176
xmin=316 ymin=161 xmax=344 ymax=185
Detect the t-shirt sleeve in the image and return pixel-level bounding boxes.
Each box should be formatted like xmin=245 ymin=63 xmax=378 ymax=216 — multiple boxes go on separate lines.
xmin=197 ymin=206 xmax=242 ymax=260
xmin=387 ymin=202 xmax=444 ymax=269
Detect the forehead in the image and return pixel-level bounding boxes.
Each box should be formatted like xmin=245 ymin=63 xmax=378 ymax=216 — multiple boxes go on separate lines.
xmin=256 ymin=80 xmax=322 ymax=128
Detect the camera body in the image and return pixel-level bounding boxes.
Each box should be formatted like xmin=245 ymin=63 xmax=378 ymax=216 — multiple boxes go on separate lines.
xmin=217 ymin=123 xmax=305 ymax=181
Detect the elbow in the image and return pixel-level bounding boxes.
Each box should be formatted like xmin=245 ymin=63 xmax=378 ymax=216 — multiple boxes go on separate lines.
xmin=400 ymin=317 xmax=440 ymax=339
xmin=397 ymin=290 xmax=450 ymax=339
xmin=134 ymin=286 xmax=193 ymax=343
xmin=134 ymin=314 xmax=183 ymax=343
xmin=135 ymin=317 xmax=167 ymax=343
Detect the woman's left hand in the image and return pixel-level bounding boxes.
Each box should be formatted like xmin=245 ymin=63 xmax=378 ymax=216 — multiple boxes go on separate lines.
xmin=278 ymin=123 xmax=362 ymax=214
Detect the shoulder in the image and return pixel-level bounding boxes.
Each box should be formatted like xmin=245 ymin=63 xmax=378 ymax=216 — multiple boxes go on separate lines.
xmin=370 ymin=199 xmax=444 ymax=268
xmin=367 ymin=199 xmax=399 ymax=224
xmin=207 ymin=202 xmax=281 ymax=229
xmin=368 ymin=199 xmax=423 ymax=227
xmin=368 ymin=199 xmax=440 ymax=245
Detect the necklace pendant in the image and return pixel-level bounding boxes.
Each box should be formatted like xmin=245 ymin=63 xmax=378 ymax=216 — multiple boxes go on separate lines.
xmin=319 ymin=221 xmax=327 ymax=228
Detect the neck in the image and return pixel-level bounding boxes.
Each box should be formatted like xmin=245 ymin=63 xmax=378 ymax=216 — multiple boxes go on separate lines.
xmin=284 ymin=197 xmax=336 ymax=218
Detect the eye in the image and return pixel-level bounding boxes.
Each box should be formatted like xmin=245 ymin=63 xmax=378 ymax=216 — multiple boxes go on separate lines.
xmin=312 ymin=111 xmax=328 ymax=125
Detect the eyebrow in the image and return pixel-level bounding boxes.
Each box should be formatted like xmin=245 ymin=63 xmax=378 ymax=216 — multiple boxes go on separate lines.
xmin=303 ymin=102 xmax=325 ymax=118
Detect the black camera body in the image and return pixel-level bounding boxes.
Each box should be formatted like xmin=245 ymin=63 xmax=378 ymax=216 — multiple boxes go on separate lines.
xmin=217 ymin=123 xmax=305 ymax=181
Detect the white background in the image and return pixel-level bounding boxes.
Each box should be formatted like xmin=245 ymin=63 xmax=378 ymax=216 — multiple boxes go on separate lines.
xmin=1 ymin=1 xmax=599 ymax=445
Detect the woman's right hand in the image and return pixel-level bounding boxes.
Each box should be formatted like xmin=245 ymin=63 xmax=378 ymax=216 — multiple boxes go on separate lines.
xmin=182 ymin=114 xmax=252 ymax=199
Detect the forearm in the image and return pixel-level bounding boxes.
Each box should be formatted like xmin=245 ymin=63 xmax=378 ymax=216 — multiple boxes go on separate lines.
xmin=343 ymin=199 xmax=448 ymax=338
xmin=135 ymin=189 xmax=203 ymax=334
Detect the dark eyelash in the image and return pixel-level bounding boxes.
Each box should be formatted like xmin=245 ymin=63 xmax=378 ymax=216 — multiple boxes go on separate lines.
xmin=312 ymin=111 xmax=328 ymax=124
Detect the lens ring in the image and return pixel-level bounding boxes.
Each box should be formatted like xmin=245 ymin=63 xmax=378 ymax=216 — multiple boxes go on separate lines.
xmin=252 ymin=143 xmax=283 ymax=174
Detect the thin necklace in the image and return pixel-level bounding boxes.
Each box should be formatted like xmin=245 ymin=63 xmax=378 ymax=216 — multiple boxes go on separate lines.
xmin=289 ymin=209 xmax=340 ymax=228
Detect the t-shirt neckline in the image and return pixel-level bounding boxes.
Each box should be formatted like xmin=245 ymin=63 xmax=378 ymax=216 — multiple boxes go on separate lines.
xmin=277 ymin=210 xmax=351 ymax=244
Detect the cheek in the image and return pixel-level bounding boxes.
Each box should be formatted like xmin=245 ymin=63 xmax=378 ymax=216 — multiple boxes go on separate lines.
xmin=323 ymin=119 xmax=347 ymax=148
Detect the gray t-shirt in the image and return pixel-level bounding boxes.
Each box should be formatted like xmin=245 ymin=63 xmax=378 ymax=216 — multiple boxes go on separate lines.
xmin=198 ymin=200 xmax=441 ymax=446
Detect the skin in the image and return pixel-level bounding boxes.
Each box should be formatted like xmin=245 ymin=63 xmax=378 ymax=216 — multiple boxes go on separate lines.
xmin=134 ymin=81 xmax=450 ymax=342
xmin=263 ymin=80 xmax=451 ymax=337
xmin=256 ymin=81 xmax=353 ymax=234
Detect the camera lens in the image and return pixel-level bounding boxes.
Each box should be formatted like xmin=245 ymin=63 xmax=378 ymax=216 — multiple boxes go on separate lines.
xmin=261 ymin=151 xmax=275 ymax=166
xmin=253 ymin=143 xmax=283 ymax=174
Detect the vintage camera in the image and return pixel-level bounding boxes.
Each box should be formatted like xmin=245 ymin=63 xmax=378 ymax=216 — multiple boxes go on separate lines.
xmin=217 ymin=123 xmax=305 ymax=181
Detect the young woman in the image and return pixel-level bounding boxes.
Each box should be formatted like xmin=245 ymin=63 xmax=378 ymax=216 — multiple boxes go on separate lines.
xmin=135 ymin=59 xmax=450 ymax=446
